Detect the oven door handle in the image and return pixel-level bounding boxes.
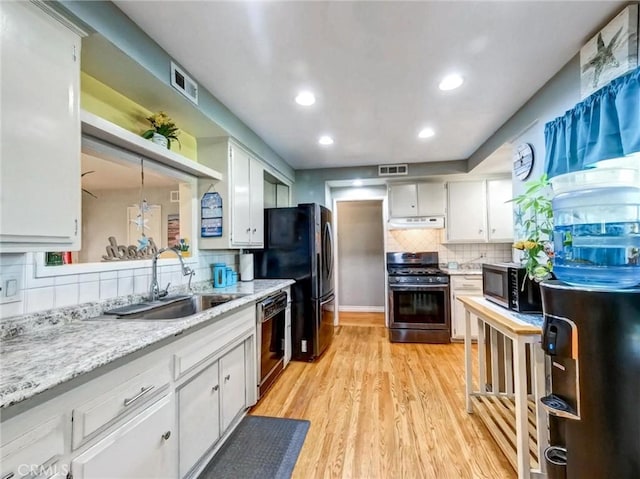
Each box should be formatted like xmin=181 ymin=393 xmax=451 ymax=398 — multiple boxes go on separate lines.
xmin=388 ymin=284 xmax=449 ymax=291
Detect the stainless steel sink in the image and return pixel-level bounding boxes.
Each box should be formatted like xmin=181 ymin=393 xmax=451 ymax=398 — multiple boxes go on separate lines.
xmin=103 ymin=293 xmax=250 ymax=320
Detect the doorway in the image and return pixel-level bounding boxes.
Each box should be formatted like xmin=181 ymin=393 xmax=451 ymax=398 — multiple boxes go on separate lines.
xmin=335 ymin=200 xmax=385 ymax=316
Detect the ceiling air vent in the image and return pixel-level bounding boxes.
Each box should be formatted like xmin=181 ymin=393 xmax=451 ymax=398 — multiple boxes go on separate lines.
xmin=378 ymin=164 xmax=408 ymax=176
xmin=170 ymin=62 xmax=198 ymax=105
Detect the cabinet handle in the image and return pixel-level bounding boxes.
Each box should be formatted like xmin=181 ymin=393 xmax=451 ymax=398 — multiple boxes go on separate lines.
xmin=2 ymin=473 xmax=15 ymax=479
xmin=478 ymin=229 xmax=483 ymax=234
xmin=212 ymin=384 xmax=219 ymax=392
xmin=123 ymin=385 xmax=155 ymax=407
xmin=161 ymin=431 xmax=171 ymax=441
xmin=492 ymin=228 xmax=496 ymax=233
xmin=246 ymin=228 xmax=251 ymax=233
xmin=225 ymin=374 xmax=231 ymax=381
xmin=252 ymin=228 xmax=257 ymax=234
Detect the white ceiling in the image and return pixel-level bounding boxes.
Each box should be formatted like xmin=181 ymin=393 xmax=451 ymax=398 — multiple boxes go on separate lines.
xmin=114 ymin=1 xmax=624 ymax=172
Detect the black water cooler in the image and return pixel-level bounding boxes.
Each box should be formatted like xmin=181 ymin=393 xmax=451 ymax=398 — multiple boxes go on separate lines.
xmin=540 ymin=281 xmax=640 ymax=479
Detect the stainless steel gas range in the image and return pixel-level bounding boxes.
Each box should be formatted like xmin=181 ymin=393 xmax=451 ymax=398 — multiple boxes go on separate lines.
xmin=387 ymin=252 xmax=451 ymax=343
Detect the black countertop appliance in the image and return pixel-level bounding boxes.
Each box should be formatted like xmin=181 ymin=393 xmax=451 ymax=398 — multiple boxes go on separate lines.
xmin=539 ymin=281 xmax=640 ymax=479
xmin=253 ymin=203 xmax=335 ymax=361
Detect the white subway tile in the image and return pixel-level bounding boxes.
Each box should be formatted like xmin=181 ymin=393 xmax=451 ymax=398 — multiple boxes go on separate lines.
xmin=55 ymin=274 xmax=78 ymax=286
xmin=79 ymin=273 xmax=100 ymax=282
xmin=100 ymin=271 xmax=118 ymax=281
xmin=55 ymin=283 xmax=79 ymax=307
xmin=134 ymin=275 xmax=149 ymax=295
xmin=78 ymin=281 xmax=100 ymax=304
xmin=25 ymin=263 xmax=54 ymax=288
xmin=100 ymin=279 xmax=118 ymax=300
xmin=117 ymin=275 xmax=134 ymax=296
xmin=0 ymin=300 xmax=25 ymax=319
xmin=26 ymin=287 xmax=55 ymax=313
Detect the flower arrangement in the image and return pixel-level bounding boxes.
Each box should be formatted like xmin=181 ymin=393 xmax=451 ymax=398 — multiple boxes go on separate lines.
xmin=142 ymin=111 xmax=181 ymax=150
xmin=511 ymin=174 xmax=554 ymax=282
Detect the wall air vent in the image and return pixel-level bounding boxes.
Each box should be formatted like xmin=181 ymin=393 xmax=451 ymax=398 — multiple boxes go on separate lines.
xmin=170 ymin=62 xmax=198 ymax=105
xmin=378 ymin=164 xmax=408 ymax=176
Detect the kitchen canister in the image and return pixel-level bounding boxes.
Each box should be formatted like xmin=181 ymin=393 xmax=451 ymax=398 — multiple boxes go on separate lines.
xmin=213 ymin=263 xmax=227 ymax=288
xmin=240 ymin=253 xmax=254 ymax=282
xmin=226 ymin=267 xmax=234 ymax=286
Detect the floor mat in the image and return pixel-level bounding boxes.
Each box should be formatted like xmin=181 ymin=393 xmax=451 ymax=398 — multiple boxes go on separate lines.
xmin=198 ymin=415 xmax=310 ymax=479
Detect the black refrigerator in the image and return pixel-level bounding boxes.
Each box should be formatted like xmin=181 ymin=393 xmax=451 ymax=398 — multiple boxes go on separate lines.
xmin=254 ymin=203 xmax=335 ymax=361
xmin=539 ymin=281 xmax=640 ymax=479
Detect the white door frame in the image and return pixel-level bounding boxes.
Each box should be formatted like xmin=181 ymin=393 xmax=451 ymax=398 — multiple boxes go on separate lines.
xmin=332 ymin=193 xmax=388 ymax=326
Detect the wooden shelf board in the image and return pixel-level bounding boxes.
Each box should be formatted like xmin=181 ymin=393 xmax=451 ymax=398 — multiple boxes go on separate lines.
xmin=470 ymin=394 xmax=539 ymax=472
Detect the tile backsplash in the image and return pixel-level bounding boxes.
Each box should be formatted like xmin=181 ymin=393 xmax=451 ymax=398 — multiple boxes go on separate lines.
xmin=0 ymin=251 xmax=238 ymax=318
xmin=386 ymin=229 xmax=513 ymax=266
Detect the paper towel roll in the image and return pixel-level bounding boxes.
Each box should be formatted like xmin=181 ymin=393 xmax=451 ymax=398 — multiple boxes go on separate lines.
xmin=240 ymin=253 xmax=254 ymax=282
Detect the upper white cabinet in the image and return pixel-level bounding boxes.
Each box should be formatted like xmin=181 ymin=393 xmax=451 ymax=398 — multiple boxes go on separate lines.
xmin=446 ymin=179 xmax=513 ymax=243
xmin=198 ymin=139 xmax=266 ymax=249
xmin=389 ymin=182 xmax=445 ymax=217
xmin=0 ymin=2 xmax=83 ymax=252
xmin=486 ymin=179 xmax=514 ymax=242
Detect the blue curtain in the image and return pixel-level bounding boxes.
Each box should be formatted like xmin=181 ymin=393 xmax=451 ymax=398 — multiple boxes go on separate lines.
xmin=545 ymin=66 xmax=640 ymax=178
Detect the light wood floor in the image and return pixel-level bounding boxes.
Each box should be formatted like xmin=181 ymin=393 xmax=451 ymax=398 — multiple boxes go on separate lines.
xmin=251 ymin=312 xmax=515 ymax=479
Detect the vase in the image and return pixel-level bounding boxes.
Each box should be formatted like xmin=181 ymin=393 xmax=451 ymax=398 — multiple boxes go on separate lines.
xmin=151 ymin=132 xmax=168 ymax=148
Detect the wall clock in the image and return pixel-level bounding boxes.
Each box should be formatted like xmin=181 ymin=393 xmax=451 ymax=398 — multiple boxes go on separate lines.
xmin=513 ymin=143 xmax=534 ymax=181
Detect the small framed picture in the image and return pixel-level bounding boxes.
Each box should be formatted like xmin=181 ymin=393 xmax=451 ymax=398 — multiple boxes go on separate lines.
xmin=580 ymin=5 xmax=638 ymax=99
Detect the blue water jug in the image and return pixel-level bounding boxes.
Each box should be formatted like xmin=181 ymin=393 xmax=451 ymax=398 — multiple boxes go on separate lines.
xmin=226 ymin=267 xmax=234 ymax=286
xmin=213 ymin=263 xmax=227 ymax=288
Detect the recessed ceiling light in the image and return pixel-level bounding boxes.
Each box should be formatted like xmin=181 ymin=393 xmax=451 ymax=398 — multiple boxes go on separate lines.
xmin=439 ymin=74 xmax=464 ymax=91
xmin=295 ymin=91 xmax=316 ymax=106
xmin=418 ymin=127 xmax=435 ymax=139
xmin=318 ymin=135 xmax=334 ymax=146
xmin=352 ymin=179 xmax=363 ymax=187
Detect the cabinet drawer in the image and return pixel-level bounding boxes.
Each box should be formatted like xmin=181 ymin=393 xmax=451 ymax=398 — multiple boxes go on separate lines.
xmin=451 ymin=275 xmax=483 ymax=291
xmin=0 ymin=415 xmax=65 ymax=479
xmin=71 ymin=363 xmax=170 ymax=450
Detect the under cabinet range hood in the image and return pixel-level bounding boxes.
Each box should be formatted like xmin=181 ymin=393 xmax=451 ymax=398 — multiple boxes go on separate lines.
xmin=387 ymin=216 xmax=445 ymax=229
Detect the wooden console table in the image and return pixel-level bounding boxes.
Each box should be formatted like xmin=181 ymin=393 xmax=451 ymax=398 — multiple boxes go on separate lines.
xmin=458 ymin=296 xmax=548 ymax=479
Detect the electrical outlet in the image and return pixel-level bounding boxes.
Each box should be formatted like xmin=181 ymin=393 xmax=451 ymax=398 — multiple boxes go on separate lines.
xmin=0 ymin=275 xmax=21 ymax=304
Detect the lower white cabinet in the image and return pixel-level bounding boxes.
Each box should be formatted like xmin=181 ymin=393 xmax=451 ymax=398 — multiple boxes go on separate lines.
xmin=70 ymin=395 xmax=177 ymax=479
xmin=220 ymin=343 xmax=246 ymax=432
xmin=178 ymin=362 xmax=220 ymax=478
xmin=0 ymin=416 xmax=65 ymax=479
xmin=450 ymin=275 xmax=483 ymax=340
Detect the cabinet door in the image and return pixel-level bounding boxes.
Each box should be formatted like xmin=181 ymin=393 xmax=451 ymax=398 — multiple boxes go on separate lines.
xmin=417 ymin=183 xmax=445 ymax=216
xmin=486 ymin=179 xmax=514 ymax=242
xmin=230 ymin=146 xmax=252 ymax=245
xmin=220 ymin=344 xmax=246 ymax=432
xmin=446 ymin=181 xmax=487 ymax=242
xmin=71 ymin=396 xmax=176 ymax=479
xmin=249 ymin=158 xmax=264 ymax=246
xmin=389 ymin=184 xmax=418 ymax=217
xmin=178 ymin=362 xmax=220 ymax=478
xmin=0 ymin=2 xmax=81 ymax=252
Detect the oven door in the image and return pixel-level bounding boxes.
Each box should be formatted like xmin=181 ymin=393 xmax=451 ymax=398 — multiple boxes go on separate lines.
xmin=388 ymin=284 xmax=450 ymax=330
xmin=258 ymin=309 xmax=285 ymax=397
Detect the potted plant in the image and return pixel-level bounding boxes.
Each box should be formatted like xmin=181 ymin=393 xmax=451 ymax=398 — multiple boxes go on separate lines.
xmin=142 ymin=111 xmax=181 ymax=150
xmin=511 ymin=174 xmax=554 ymax=282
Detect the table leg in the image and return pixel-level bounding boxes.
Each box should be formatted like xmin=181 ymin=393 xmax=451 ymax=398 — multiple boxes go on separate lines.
xmin=513 ymin=336 xmax=530 ymax=478
xmin=533 ymin=342 xmax=549 ymax=475
xmin=465 ymin=309 xmax=473 ymax=413
xmin=477 ymin=317 xmax=486 ymax=393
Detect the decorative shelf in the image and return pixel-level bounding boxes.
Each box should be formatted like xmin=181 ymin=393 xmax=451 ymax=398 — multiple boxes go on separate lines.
xmin=81 ymin=110 xmax=223 ymax=180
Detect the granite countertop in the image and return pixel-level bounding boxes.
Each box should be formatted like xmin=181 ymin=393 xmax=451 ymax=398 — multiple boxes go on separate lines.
xmin=0 ymin=279 xmax=293 ymax=409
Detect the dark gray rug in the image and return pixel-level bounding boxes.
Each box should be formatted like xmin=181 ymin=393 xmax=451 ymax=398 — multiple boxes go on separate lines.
xmin=198 ymin=415 xmax=310 ymax=479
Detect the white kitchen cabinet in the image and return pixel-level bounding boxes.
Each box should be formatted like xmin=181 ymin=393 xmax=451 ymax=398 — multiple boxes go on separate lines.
xmin=70 ymin=395 xmax=177 ymax=479
xmin=450 ymin=275 xmax=482 ymax=340
xmin=388 ymin=182 xmax=445 ymax=217
xmin=0 ymin=416 xmax=65 ymax=479
xmin=178 ymin=362 xmax=220 ymax=478
xmin=486 ymin=179 xmax=514 ymax=242
xmin=198 ymin=139 xmax=266 ymax=249
xmin=446 ymin=179 xmax=513 ymax=243
xmin=219 ymin=343 xmax=246 ymax=432
xmin=0 ymin=2 xmax=83 ymax=252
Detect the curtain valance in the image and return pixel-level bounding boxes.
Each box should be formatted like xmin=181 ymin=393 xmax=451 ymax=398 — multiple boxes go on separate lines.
xmin=544 ymin=65 xmax=640 ymax=178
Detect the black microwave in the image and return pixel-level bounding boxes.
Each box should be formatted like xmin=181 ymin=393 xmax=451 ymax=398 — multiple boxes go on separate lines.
xmin=482 ymin=263 xmax=542 ymax=313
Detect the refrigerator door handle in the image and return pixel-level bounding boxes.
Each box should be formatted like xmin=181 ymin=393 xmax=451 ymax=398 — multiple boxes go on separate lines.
xmin=324 ymin=222 xmax=334 ymax=280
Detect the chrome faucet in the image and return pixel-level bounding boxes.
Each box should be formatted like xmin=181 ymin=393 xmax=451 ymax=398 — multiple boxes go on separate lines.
xmin=149 ymin=247 xmax=195 ymax=301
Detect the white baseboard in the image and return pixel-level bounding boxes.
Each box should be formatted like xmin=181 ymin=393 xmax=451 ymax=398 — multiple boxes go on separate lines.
xmin=339 ymin=305 xmax=385 ymax=313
